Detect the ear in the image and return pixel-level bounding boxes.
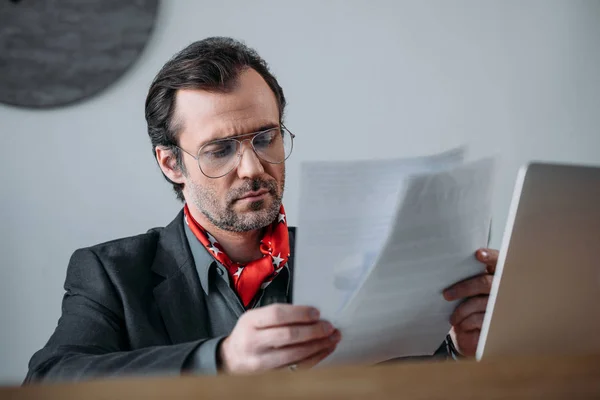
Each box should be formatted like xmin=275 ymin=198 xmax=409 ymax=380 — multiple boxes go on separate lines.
xmin=155 ymin=146 xmax=186 ymax=184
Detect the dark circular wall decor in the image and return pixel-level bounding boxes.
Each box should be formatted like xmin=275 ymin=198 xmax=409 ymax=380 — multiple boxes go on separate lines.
xmin=0 ymin=0 xmax=159 ymax=109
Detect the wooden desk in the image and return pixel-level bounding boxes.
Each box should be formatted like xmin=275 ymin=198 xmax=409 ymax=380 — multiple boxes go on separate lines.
xmin=2 ymin=355 xmax=600 ymax=399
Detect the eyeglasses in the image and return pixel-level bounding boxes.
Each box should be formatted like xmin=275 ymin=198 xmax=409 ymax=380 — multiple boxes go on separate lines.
xmin=177 ymin=125 xmax=295 ymax=179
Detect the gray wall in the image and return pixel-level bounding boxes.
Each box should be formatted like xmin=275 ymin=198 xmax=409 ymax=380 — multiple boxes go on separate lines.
xmin=1 ymin=0 xmax=599 ymax=384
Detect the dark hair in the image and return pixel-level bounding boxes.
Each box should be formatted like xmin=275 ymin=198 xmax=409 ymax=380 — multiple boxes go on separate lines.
xmin=144 ymin=37 xmax=287 ymax=201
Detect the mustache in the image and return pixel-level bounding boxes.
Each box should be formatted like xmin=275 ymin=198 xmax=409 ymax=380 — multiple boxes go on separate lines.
xmin=228 ymin=179 xmax=278 ymax=203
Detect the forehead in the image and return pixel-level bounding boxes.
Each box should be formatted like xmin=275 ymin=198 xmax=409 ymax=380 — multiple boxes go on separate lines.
xmin=174 ymin=68 xmax=280 ymax=148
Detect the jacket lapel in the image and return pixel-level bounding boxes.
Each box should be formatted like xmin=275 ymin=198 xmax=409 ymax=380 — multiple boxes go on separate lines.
xmin=151 ymin=210 xmax=211 ymax=344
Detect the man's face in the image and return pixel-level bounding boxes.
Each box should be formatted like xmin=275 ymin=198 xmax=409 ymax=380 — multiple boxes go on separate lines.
xmin=172 ymin=68 xmax=285 ymax=232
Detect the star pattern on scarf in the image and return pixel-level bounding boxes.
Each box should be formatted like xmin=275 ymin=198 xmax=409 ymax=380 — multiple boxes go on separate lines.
xmin=278 ymin=213 xmax=286 ymax=223
xmin=272 ymin=253 xmax=284 ymax=268
xmin=208 ymin=245 xmax=222 ymax=256
xmin=206 ymin=232 xmax=218 ymax=246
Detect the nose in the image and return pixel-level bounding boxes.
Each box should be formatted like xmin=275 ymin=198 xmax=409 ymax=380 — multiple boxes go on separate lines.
xmin=236 ymin=140 xmax=265 ymax=179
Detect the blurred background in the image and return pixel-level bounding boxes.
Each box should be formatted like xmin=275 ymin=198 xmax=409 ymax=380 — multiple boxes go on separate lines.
xmin=1 ymin=0 xmax=599 ymax=384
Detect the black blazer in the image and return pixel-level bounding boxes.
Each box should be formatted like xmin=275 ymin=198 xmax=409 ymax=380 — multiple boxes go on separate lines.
xmin=25 ymin=210 xmax=223 ymax=383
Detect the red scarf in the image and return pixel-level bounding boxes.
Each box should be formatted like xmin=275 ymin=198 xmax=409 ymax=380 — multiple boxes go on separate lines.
xmin=183 ymin=204 xmax=290 ymax=308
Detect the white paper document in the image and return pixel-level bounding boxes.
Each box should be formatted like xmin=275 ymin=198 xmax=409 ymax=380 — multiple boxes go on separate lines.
xmin=292 ymin=150 xmax=494 ymax=366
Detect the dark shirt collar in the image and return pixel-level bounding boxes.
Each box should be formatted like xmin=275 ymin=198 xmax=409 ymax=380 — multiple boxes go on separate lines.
xmin=184 ymin=220 xmax=217 ymax=296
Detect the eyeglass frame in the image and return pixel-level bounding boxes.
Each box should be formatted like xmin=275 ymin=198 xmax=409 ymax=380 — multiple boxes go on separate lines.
xmin=175 ymin=124 xmax=295 ymax=179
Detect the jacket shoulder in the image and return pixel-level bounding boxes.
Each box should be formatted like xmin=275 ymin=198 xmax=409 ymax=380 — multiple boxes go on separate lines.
xmin=67 ymin=226 xmax=168 ymax=287
xmin=84 ymin=228 xmax=162 ymax=259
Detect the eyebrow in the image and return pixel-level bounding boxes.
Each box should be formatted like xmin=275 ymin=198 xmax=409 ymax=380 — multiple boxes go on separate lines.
xmin=197 ymin=123 xmax=280 ymax=150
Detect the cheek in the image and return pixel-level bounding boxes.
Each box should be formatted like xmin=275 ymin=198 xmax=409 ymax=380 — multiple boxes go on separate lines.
xmin=211 ymin=176 xmax=237 ymax=203
xmin=265 ymin=163 xmax=285 ymax=186
xmin=186 ymin=169 xmax=223 ymax=199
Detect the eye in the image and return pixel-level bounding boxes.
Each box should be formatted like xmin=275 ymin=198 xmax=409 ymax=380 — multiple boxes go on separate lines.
xmin=202 ymin=141 xmax=236 ymax=159
xmin=254 ymin=129 xmax=278 ymax=149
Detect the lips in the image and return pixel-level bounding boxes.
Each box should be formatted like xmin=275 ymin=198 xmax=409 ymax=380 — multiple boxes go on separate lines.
xmin=236 ymin=188 xmax=270 ymax=201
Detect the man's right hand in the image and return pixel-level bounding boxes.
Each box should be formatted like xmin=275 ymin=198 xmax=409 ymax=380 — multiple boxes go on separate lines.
xmin=218 ymin=304 xmax=341 ymax=373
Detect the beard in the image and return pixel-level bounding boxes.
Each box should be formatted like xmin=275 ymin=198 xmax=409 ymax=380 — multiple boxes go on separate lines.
xmin=188 ymin=175 xmax=285 ymax=233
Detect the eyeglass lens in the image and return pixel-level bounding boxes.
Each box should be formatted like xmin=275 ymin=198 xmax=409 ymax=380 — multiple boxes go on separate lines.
xmin=198 ymin=127 xmax=293 ymax=178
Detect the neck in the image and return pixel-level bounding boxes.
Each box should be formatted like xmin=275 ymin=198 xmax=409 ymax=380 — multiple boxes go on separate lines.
xmin=187 ymin=204 xmax=263 ymax=264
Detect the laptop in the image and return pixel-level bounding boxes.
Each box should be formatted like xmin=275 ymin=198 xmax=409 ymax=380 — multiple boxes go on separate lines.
xmin=476 ymin=162 xmax=600 ymax=360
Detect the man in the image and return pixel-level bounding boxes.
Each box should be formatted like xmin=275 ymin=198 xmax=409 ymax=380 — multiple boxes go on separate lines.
xmin=25 ymin=37 xmax=498 ymax=383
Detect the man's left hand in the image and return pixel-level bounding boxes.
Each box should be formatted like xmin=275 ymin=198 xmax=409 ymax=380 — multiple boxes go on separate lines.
xmin=443 ymin=248 xmax=499 ymax=357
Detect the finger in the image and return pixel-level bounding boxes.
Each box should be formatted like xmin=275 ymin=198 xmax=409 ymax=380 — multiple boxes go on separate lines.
xmin=443 ymin=273 xmax=493 ymax=301
xmin=475 ymin=248 xmax=499 ymax=273
xmin=456 ymin=312 xmax=485 ymax=332
xmin=454 ymin=329 xmax=481 ymax=358
xmin=260 ymin=330 xmax=342 ymax=370
xmin=249 ymin=304 xmax=320 ymax=329
xmin=257 ymin=320 xmax=335 ymax=350
xmin=449 ymin=295 xmax=488 ymax=326
xmin=293 ymin=344 xmax=337 ymax=370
